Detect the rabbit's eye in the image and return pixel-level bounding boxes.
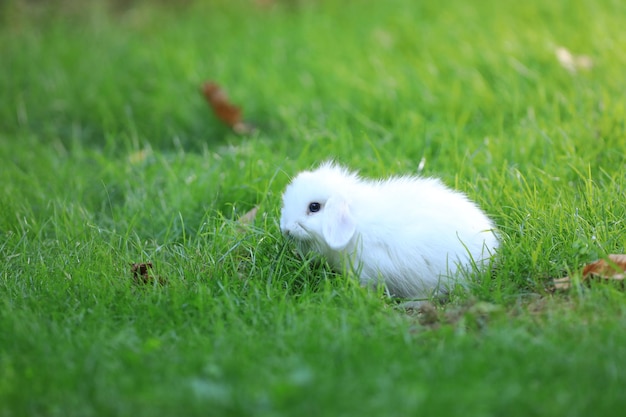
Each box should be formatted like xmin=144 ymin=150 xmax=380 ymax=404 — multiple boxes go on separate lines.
xmin=308 ymin=202 xmax=321 ymax=213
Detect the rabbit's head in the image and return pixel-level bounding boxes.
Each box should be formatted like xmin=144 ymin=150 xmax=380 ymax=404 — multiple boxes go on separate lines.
xmin=280 ymin=162 xmax=358 ymax=251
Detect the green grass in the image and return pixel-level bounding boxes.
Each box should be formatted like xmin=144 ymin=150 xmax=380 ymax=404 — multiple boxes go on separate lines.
xmin=2 ymin=0 xmax=626 ymax=415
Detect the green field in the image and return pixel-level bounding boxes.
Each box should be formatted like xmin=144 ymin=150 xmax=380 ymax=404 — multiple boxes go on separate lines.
xmin=2 ymin=0 xmax=626 ymax=415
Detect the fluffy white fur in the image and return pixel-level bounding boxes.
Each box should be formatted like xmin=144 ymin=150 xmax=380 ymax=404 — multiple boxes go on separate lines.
xmin=279 ymin=162 xmax=499 ymax=299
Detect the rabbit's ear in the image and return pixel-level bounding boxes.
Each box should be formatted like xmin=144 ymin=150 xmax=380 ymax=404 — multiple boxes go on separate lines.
xmin=322 ymin=197 xmax=356 ymax=250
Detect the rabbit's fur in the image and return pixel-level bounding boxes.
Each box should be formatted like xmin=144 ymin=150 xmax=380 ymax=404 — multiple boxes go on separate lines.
xmin=280 ymin=162 xmax=498 ymax=299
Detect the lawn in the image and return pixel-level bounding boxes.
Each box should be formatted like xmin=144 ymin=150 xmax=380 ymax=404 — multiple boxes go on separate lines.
xmin=2 ymin=0 xmax=626 ymax=415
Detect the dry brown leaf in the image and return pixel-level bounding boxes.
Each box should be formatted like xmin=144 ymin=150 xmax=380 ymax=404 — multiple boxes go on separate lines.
xmin=201 ymin=81 xmax=254 ymax=134
xmin=128 ymin=148 xmax=151 ymax=165
xmin=234 ymin=206 xmax=260 ymax=235
xmin=238 ymin=206 xmax=259 ymax=225
xmin=552 ymin=276 xmax=573 ymax=291
xmin=555 ymin=46 xmax=593 ymax=73
xmin=551 ymin=254 xmax=626 ymax=291
xmin=582 ymin=254 xmax=626 ymax=281
xmin=416 ymin=302 xmax=439 ymax=327
xmin=131 ymin=262 xmax=166 ymax=286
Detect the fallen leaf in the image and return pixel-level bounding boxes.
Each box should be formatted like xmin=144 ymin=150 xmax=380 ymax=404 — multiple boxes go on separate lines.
xmin=551 ymin=254 xmax=626 ymax=291
xmin=555 ymin=46 xmax=593 ymax=73
xmin=201 ymin=82 xmax=241 ymax=125
xmin=201 ymin=81 xmax=255 ymax=134
xmin=552 ymin=276 xmax=573 ymax=291
xmin=131 ymin=262 xmax=166 ymax=286
xmin=416 ymin=302 xmax=439 ymax=327
xmin=128 ymin=148 xmax=151 ymax=165
xmin=238 ymin=206 xmax=259 ymax=225
xmin=582 ymin=254 xmax=626 ymax=281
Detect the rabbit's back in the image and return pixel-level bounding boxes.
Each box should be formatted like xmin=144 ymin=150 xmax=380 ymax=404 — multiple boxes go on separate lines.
xmin=346 ymin=176 xmax=497 ymax=297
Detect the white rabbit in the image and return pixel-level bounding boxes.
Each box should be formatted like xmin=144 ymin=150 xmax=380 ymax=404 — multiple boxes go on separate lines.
xmin=279 ymin=162 xmax=498 ymax=299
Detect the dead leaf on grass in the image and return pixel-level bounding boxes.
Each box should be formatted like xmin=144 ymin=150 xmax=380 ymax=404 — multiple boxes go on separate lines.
xmin=131 ymin=262 xmax=167 ymax=286
xmin=551 ymin=254 xmax=626 ymax=291
xmin=201 ymin=81 xmax=255 ymax=134
xmin=238 ymin=206 xmax=259 ymax=226
xmin=552 ymin=276 xmax=574 ymax=291
xmin=582 ymin=254 xmax=626 ymax=280
xmin=128 ymin=148 xmax=151 ymax=165
xmin=416 ymin=302 xmax=440 ymax=327
xmin=234 ymin=206 xmax=261 ymax=236
xmin=555 ymin=46 xmax=593 ymax=73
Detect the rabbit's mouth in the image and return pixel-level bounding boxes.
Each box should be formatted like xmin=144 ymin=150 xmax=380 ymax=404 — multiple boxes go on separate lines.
xmin=283 ymin=222 xmax=312 ymax=241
